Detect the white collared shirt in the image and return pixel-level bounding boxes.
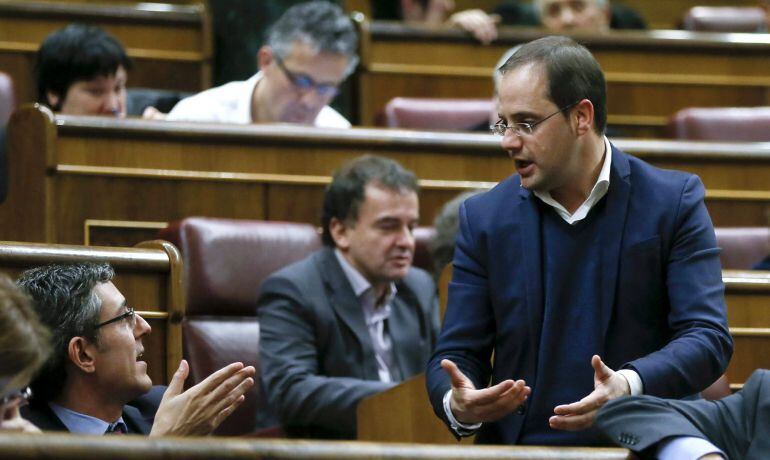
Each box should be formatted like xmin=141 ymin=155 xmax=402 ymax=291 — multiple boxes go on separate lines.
xmin=334 ymin=249 xmax=398 ymax=383
xmin=166 ymin=71 xmax=351 ymax=128
xmin=532 ymin=136 xmax=613 ymax=225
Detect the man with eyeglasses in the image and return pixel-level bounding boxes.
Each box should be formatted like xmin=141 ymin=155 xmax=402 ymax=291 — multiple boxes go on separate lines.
xmin=17 ymin=263 xmax=256 ymax=436
xmin=426 ymin=36 xmax=731 ymax=454
xmin=166 ymin=2 xmax=356 ymax=127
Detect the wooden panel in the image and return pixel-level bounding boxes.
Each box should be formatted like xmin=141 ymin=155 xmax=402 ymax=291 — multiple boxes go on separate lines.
xmin=0 ymin=432 xmax=634 ymax=459
xmin=0 ymin=0 xmax=211 ymax=104
xmin=358 ymin=22 xmax=770 ymax=135
xmin=6 ymin=106 xmax=770 ymax=248
xmin=0 ymin=240 xmax=184 ymax=384
xmin=723 ymin=271 xmax=770 ymax=386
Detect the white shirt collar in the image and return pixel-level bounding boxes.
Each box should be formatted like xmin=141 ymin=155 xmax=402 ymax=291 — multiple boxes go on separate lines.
xmin=533 ymin=136 xmax=612 ymax=225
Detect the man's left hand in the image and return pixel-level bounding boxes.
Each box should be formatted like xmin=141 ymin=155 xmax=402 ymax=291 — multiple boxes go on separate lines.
xmin=549 ymin=355 xmax=630 ymax=431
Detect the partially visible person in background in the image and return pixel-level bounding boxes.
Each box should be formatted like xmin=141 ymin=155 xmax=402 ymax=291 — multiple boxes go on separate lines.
xmin=167 ymin=1 xmax=357 ymax=128
xmin=429 ymin=190 xmax=484 ymax=283
xmin=0 ymin=274 xmax=50 ymax=433
xmin=35 ymin=23 xmax=131 ymax=117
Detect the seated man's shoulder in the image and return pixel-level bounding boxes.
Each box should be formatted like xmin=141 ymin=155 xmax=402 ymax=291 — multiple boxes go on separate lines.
xmin=167 ymin=78 xmax=250 ymax=121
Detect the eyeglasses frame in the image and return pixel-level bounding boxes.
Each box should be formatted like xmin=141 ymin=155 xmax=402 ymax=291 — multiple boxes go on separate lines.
xmin=490 ymin=101 xmax=581 ymax=137
xmin=94 ymin=306 xmax=135 ymax=329
xmin=273 ymin=54 xmax=340 ymax=98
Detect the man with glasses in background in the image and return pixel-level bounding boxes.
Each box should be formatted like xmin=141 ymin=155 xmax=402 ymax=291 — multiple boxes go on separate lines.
xmin=17 ymin=263 xmax=256 ymax=436
xmin=166 ymin=1 xmax=356 ymax=127
xmin=426 ymin=36 xmax=732 ymax=455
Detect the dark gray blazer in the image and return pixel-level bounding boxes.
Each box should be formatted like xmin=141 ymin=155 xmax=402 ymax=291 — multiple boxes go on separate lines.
xmin=596 ymin=369 xmax=770 ymax=459
xmin=257 ymin=247 xmax=440 ymax=439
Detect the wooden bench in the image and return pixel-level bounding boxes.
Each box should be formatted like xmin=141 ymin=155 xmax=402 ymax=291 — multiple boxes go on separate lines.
xmin=3 ymin=104 xmax=770 ymax=246
xmin=0 ymin=0 xmax=211 ymax=106
xmin=357 ymin=21 xmax=770 ymax=137
xmin=0 ymin=239 xmax=183 ymax=385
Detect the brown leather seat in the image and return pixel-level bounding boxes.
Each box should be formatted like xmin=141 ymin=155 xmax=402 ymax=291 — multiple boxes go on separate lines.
xmin=666 ymin=107 xmax=770 ymax=142
xmin=157 ymin=217 xmax=436 ymax=435
xmin=702 ymin=374 xmax=732 ymax=400
xmin=715 ymin=227 xmax=770 ymax=270
xmin=682 ymin=6 xmax=767 ymax=33
xmin=382 ymin=97 xmax=493 ymax=131
xmin=158 ymin=218 xmax=323 ymax=435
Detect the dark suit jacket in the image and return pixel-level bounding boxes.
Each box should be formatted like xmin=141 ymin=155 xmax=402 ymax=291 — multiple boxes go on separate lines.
xmin=426 ymin=144 xmax=733 ymax=444
xmin=21 ymin=385 xmax=165 ymax=434
xmin=257 ymin=247 xmax=440 ymax=439
xmin=597 ymin=369 xmax=770 ymax=459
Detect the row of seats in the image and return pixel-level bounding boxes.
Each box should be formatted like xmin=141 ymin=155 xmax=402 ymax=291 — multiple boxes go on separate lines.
xmin=382 ymin=97 xmax=770 ymax=142
xmin=155 ymin=217 xmax=767 ymax=434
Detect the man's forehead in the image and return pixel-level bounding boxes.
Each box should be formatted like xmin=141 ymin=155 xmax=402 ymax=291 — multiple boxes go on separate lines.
xmin=93 ymin=281 xmax=125 ymax=310
xmin=498 ymin=64 xmax=550 ymax=109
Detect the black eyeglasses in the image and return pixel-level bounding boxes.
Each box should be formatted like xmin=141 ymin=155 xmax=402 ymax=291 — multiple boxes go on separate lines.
xmin=274 ymin=55 xmax=340 ymax=98
xmin=1 ymin=386 xmax=31 ymax=407
xmin=490 ymin=101 xmax=580 ymax=137
xmin=95 ymin=307 xmax=136 ymax=329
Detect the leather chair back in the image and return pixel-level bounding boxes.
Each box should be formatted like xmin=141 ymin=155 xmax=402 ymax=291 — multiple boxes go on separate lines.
xmin=382 ymin=97 xmax=493 ymax=131
xmin=665 ymin=107 xmax=770 ymax=142
xmin=157 ymin=218 xmax=322 ymax=435
xmin=682 ymin=6 xmax=767 ymax=33
xmin=715 ymin=227 xmax=770 ymax=270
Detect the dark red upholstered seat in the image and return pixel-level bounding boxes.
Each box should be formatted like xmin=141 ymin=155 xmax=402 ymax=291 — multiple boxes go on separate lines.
xmin=715 ymin=227 xmax=770 ymax=270
xmin=666 ymin=107 xmax=770 ymax=142
xmin=682 ymin=6 xmax=767 ymax=33
xmin=157 ymin=217 xmax=437 ymax=435
xmin=382 ymin=97 xmax=494 ymax=131
xmin=158 ymin=218 xmax=322 ymax=436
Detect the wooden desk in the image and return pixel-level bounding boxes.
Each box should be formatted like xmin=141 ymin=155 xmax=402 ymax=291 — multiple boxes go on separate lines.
xmin=358 ymin=21 xmax=770 ymax=137
xmin=723 ymin=270 xmax=770 ymax=389
xmin=0 ymin=432 xmax=634 ymax=459
xmin=0 ymin=0 xmax=211 ymax=105
xmin=0 ymin=239 xmax=183 ymax=385
xmin=3 ymin=105 xmax=770 ymax=247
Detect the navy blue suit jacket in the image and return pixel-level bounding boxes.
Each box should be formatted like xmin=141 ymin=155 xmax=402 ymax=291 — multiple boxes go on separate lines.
xmin=22 ymin=385 xmax=165 ymax=434
xmin=426 ymin=144 xmax=733 ymax=444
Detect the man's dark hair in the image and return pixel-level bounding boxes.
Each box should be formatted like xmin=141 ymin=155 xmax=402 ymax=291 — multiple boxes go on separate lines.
xmin=266 ymin=1 xmax=359 ymax=76
xmin=499 ymin=35 xmax=607 ymax=134
xmin=321 ymin=155 xmax=419 ymax=246
xmin=35 ymin=23 xmax=132 ymax=110
xmin=17 ymin=263 xmax=115 ymax=402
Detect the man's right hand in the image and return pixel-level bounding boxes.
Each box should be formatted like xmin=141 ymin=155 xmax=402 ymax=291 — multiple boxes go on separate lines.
xmin=441 ymin=359 xmax=530 ymax=424
xmin=149 ymin=360 xmax=256 ymax=437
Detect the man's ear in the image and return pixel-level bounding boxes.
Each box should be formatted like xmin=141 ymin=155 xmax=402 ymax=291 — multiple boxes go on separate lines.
xmin=67 ymin=336 xmax=97 ymax=374
xmin=329 ymin=217 xmax=351 ymax=251
xmin=573 ymin=98 xmax=595 ymax=136
xmin=257 ymin=45 xmax=273 ymax=71
xmin=46 ymin=90 xmax=61 ymax=110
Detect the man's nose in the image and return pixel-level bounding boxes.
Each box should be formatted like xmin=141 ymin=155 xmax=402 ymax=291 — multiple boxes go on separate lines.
xmin=500 ymin=129 xmax=523 ymax=157
xmin=559 ymin=8 xmax=577 ymax=26
xmin=134 ymin=313 xmax=152 ymax=337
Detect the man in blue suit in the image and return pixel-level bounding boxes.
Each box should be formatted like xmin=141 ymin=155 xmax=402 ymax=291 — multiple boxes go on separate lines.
xmin=426 ymin=35 xmax=733 ymax=446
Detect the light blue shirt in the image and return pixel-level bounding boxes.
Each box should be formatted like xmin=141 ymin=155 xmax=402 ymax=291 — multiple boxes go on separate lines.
xmin=658 ymin=436 xmax=725 ymax=460
xmin=49 ymin=402 xmax=127 ymax=435
xmin=334 ymin=249 xmax=398 ymax=382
